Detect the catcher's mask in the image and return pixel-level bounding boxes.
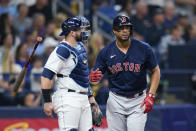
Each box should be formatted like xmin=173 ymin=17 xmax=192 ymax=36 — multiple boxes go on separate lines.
xmin=75 ymin=16 xmax=91 ymax=43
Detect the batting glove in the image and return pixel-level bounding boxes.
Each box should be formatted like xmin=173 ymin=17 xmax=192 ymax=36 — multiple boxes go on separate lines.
xmin=140 ymin=93 xmax=155 ymax=113
xmin=89 ymin=70 xmax=103 ymax=82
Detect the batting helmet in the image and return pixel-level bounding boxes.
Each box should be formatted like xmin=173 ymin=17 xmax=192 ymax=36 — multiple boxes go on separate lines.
xmin=59 ymin=17 xmax=81 ymax=36
xmin=112 ymin=15 xmax=132 ymax=32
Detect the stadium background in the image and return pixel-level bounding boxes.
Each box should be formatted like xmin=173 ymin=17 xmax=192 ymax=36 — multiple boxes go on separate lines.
xmin=0 ymin=0 xmax=196 ymax=130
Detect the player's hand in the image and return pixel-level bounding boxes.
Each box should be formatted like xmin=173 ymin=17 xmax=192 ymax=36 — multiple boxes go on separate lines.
xmin=43 ymin=102 xmax=54 ymax=118
xmin=140 ymin=93 xmax=155 ymax=114
xmin=89 ymin=70 xmax=103 ymax=82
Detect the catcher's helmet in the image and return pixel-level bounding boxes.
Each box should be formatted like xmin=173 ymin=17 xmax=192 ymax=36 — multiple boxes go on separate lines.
xmin=60 ymin=16 xmax=91 ymax=43
xmin=59 ymin=17 xmax=81 ymax=36
xmin=112 ymin=15 xmax=132 ymax=32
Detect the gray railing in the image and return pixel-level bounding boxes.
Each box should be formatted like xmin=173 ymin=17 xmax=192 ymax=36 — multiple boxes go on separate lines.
xmin=53 ymin=0 xmax=114 ymax=42
xmin=54 ymin=0 xmax=76 ymax=17
xmin=93 ymin=11 xmax=114 ymax=42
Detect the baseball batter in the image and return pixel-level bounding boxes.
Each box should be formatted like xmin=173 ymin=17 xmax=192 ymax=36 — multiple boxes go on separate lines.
xmin=41 ymin=16 xmax=99 ymax=131
xmin=90 ymin=15 xmax=160 ymax=131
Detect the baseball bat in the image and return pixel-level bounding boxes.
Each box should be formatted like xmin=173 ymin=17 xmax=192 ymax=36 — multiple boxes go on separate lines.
xmin=13 ymin=37 xmax=42 ymax=95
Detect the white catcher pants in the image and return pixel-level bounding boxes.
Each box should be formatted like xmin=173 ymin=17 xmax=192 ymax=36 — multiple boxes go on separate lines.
xmin=52 ymin=89 xmax=92 ymax=131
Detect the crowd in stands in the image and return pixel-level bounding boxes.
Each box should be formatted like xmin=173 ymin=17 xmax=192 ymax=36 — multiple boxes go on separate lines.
xmin=0 ymin=0 xmax=196 ymax=106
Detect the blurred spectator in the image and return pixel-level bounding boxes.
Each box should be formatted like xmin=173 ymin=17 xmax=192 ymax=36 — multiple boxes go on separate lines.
xmin=25 ymin=13 xmax=46 ymax=38
xmin=28 ymin=0 xmax=52 ymax=22
xmin=95 ymin=77 xmax=109 ymax=105
xmin=84 ymin=0 xmax=113 ymax=22
xmin=0 ymin=0 xmax=18 ymax=17
xmin=146 ymin=0 xmax=165 ymax=16
xmin=71 ymin=0 xmax=79 ymax=14
xmin=182 ymin=24 xmax=192 ymax=42
xmin=177 ymin=13 xmax=189 ymax=33
xmin=54 ymin=13 xmax=67 ymax=36
xmin=158 ymin=25 xmax=185 ymax=68
xmin=88 ymin=33 xmax=104 ymax=69
xmin=0 ymin=33 xmax=15 ymax=64
xmin=132 ymin=1 xmax=150 ymax=41
xmin=186 ymin=24 xmax=196 ymax=45
xmin=174 ymin=0 xmax=196 ymax=21
xmin=23 ymin=29 xmax=44 ymax=56
xmin=14 ymin=3 xmax=32 ymax=38
xmin=118 ymin=0 xmax=132 ymax=17
xmin=115 ymin=0 xmax=129 ymax=8
xmin=91 ymin=0 xmax=105 ymax=13
xmin=24 ymin=92 xmax=41 ymax=107
xmin=15 ymin=43 xmax=31 ymax=69
xmin=132 ymin=32 xmax=145 ymax=41
xmin=146 ymin=0 xmax=165 ymax=7
xmin=0 ymin=13 xmax=18 ymax=46
xmin=9 ymin=0 xmax=36 ymax=7
xmin=45 ymin=21 xmax=56 ymax=38
xmin=53 ymin=13 xmax=67 ymax=40
xmin=0 ymin=50 xmax=22 ymax=105
xmin=163 ymin=1 xmax=177 ymax=30
xmin=42 ymin=37 xmax=58 ymax=64
xmin=30 ymin=55 xmax=43 ymax=94
xmin=146 ymin=8 xmax=166 ymax=47
xmin=86 ymin=0 xmax=112 ymax=22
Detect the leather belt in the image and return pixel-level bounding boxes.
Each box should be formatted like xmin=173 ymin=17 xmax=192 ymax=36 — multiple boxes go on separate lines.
xmin=113 ymin=90 xmax=145 ymax=98
xmin=68 ymin=89 xmax=88 ymax=95
xmin=57 ymin=74 xmax=68 ymax=78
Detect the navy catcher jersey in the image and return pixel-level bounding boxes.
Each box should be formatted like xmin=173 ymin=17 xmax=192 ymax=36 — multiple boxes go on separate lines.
xmin=94 ymin=38 xmax=157 ymax=96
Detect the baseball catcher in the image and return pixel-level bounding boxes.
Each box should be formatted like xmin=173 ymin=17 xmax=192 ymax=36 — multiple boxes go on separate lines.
xmin=41 ymin=16 xmax=99 ymax=131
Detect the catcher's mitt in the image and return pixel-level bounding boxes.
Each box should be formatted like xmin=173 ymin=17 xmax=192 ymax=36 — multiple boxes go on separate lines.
xmin=91 ymin=103 xmax=103 ymax=127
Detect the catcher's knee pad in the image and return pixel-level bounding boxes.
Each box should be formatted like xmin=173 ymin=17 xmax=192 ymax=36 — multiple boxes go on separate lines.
xmin=88 ymin=128 xmax=95 ymax=131
xmin=68 ymin=128 xmax=78 ymax=131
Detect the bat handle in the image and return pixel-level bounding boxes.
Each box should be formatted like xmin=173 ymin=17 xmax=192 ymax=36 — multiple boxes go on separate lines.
xmin=24 ymin=37 xmax=42 ymax=68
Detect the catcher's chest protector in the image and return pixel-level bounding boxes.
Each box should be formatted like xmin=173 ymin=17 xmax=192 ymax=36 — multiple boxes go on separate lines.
xmin=60 ymin=42 xmax=90 ymax=88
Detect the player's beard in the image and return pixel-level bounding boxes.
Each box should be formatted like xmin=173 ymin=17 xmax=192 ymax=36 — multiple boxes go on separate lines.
xmin=75 ymin=33 xmax=82 ymax=42
xmin=117 ymin=35 xmax=130 ymax=43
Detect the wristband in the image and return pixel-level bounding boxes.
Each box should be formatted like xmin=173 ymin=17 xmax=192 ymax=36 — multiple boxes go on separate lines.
xmin=90 ymin=103 xmax=98 ymax=107
xmin=42 ymin=89 xmax=52 ymax=102
xmin=148 ymin=93 xmax=155 ymax=98
xmin=88 ymin=94 xmax=93 ymax=98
